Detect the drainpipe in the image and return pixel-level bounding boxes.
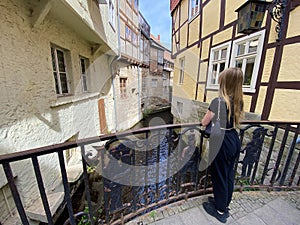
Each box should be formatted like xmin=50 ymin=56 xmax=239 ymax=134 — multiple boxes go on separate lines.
xmin=109 ymin=0 xmax=121 ymax=131
xmin=137 ymin=17 xmax=142 ymax=121
xmin=137 ymin=64 xmax=141 ymax=120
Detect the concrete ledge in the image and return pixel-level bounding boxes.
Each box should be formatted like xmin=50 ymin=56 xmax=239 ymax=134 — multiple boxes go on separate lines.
xmin=66 ymin=164 xmax=83 ymax=183
xmin=25 ymin=192 xmax=64 ymax=223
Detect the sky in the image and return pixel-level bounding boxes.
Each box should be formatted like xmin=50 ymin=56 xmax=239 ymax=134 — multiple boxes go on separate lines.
xmin=139 ymin=0 xmax=172 ymax=48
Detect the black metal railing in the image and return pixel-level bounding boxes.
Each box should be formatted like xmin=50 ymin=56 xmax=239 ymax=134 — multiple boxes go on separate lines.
xmin=0 ymin=121 xmax=299 ymax=225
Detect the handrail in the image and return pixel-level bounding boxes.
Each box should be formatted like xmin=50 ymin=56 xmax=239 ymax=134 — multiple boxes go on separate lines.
xmin=0 ymin=120 xmax=299 ymax=225
xmin=1 ymin=120 xmax=299 ymax=163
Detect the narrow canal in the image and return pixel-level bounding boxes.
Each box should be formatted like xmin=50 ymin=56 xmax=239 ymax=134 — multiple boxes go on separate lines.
xmin=55 ymin=108 xmax=185 ymax=224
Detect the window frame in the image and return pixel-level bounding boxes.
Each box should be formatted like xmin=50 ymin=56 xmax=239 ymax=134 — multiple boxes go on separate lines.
xmin=108 ymin=0 xmax=115 ymax=29
xmin=120 ymin=77 xmax=128 ymax=99
xmin=151 ymin=78 xmax=158 ymax=88
xmin=125 ymin=25 xmax=132 ymax=42
xmin=206 ymin=41 xmax=231 ymax=89
xmin=230 ymin=30 xmax=265 ymax=93
xmin=177 ymin=101 xmax=183 ymax=115
xmin=178 ymin=57 xmax=185 ymax=85
xmin=157 ymin=50 xmax=164 ymax=65
xmin=80 ymin=56 xmax=89 ymax=93
xmin=189 ymin=0 xmax=200 ymax=20
xmin=132 ymin=31 xmax=138 ymax=46
xmin=51 ymin=45 xmax=70 ymax=96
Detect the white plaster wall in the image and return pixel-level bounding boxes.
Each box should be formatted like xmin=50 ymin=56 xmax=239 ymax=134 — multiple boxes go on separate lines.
xmin=0 ymin=0 xmax=113 ymax=208
xmin=115 ymin=65 xmax=142 ymax=131
xmin=66 ymin=0 xmax=118 ymax=55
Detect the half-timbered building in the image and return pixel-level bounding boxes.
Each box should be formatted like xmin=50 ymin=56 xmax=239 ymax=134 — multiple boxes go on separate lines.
xmin=170 ymin=0 xmax=300 ymax=122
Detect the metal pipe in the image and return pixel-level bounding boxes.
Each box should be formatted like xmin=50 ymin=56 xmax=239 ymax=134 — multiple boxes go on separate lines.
xmin=109 ymin=0 xmax=122 ymax=131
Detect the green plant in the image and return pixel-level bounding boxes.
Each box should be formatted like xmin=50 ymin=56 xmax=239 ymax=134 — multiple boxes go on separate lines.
xmin=149 ymin=211 xmax=156 ymax=219
xmin=142 ymin=108 xmax=153 ymax=119
xmin=87 ymin=165 xmax=96 ymax=173
xmin=78 ymin=207 xmax=97 ymax=225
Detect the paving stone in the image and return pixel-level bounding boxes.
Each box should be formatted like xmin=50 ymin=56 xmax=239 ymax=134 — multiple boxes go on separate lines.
xmin=153 ymin=210 xmax=164 ymax=221
xmin=236 ymin=212 xmax=266 ymax=225
xmin=126 ymin=191 xmax=300 ymax=225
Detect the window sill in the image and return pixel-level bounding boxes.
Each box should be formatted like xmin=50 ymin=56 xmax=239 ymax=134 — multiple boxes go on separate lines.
xmin=206 ymin=85 xmax=256 ymax=94
xmin=50 ymin=92 xmax=99 ymax=108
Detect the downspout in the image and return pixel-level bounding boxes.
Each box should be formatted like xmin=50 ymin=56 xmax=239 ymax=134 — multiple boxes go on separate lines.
xmin=137 ymin=16 xmax=142 ymax=121
xmin=110 ymin=0 xmax=121 ymax=131
xmin=137 ymin=64 xmax=141 ymax=120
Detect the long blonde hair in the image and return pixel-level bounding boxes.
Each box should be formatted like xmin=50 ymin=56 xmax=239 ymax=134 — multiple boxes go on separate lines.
xmin=218 ymin=67 xmax=244 ymax=127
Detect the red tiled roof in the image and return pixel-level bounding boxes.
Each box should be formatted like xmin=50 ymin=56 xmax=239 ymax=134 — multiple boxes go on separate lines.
xmin=170 ymin=0 xmax=181 ymax=13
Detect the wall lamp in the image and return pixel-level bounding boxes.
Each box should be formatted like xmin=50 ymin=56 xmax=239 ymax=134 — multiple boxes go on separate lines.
xmin=236 ymin=0 xmax=287 ymax=41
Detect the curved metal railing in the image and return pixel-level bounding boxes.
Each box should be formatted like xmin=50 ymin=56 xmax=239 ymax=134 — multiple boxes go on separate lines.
xmin=0 ymin=121 xmax=299 ymax=225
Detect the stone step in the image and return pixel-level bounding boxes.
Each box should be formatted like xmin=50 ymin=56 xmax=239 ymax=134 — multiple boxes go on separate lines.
xmin=25 ymin=192 xmax=64 ymax=223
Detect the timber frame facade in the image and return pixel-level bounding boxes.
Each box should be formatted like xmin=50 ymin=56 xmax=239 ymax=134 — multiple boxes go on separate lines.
xmin=170 ymin=0 xmax=300 ymax=121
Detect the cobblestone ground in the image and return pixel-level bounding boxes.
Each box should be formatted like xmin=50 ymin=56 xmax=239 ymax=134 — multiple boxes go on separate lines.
xmin=126 ymin=191 xmax=300 ymax=225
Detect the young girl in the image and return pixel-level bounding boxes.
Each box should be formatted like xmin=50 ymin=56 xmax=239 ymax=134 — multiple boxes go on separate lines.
xmin=201 ymin=67 xmax=244 ymax=223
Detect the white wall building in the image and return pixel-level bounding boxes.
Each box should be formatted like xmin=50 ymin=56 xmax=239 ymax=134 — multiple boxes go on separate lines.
xmin=0 ymin=0 xmax=120 ymax=223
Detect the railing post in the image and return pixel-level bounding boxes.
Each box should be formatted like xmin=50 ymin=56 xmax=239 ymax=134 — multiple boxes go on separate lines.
xmin=261 ymin=125 xmax=278 ymax=185
xmin=2 ymin=162 xmax=30 ymax=225
xmin=280 ymin=125 xmax=300 ymax=186
xmin=155 ymin=130 xmax=161 ymax=202
xmin=270 ymin=124 xmax=290 ymax=186
xmin=80 ymin=146 xmax=94 ymax=225
xmin=57 ymin=151 xmax=76 ymax=225
xmin=32 ymin=156 xmax=54 ymax=225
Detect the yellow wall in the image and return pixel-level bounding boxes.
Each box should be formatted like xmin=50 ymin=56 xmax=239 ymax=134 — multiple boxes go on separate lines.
xmin=268 ymin=20 xmax=279 ymax=43
xmin=287 ymin=7 xmax=300 ymax=38
xmin=255 ymin=86 xmax=267 ymax=117
xmin=184 ymin=46 xmax=200 ymax=83
xmin=225 ymin=0 xmax=244 ymax=25
xmin=261 ymin=48 xmax=275 ymax=83
xmin=206 ymin=91 xmax=219 ymax=102
xmin=180 ymin=24 xmax=188 ymax=49
xmin=199 ymin=61 xmax=208 ymax=82
xmin=202 ymin=0 xmax=220 ymax=37
xmin=188 ymin=18 xmax=200 ymax=45
xmin=173 ymin=7 xmax=180 ymax=31
xmin=201 ymin=38 xmax=211 ymax=60
xmin=212 ymin=27 xmax=233 ymax=46
xmin=243 ymin=95 xmax=252 ymax=113
xmin=180 ymin=0 xmax=188 ymax=24
xmin=196 ymin=84 xmax=206 ymax=101
xmin=278 ymin=43 xmax=300 ymax=81
xmin=270 ymin=89 xmax=300 ymax=121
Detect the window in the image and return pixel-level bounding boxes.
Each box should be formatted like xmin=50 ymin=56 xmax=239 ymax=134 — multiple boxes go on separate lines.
xmin=120 ymin=78 xmax=127 ymax=98
xmin=80 ymin=57 xmax=89 ymax=92
xmin=51 ymin=46 xmax=69 ymax=95
xmin=158 ymin=50 xmax=164 ymax=65
xmin=151 ymin=79 xmax=158 ymax=87
xmin=179 ymin=58 xmax=185 ymax=84
xmin=128 ymin=0 xmax=139 ymax=10
xmin=134 ymin=0 xmax=138 ymax=11
xmin=177 ymin=101 xmax=183 ymax=114
xmin=230 ymin=30 xmax=265 ymax=92
xmin=109 ymin=0 xmax=115 ymax=28
xmin=132 ymin=32 xmax=138 ymax=45
xmin=144 ymin=39 xmax=150 ymax=62
xmin=125 ymin=25 xmax=132 ymax=41
xmin=140 ymin=37 xmax=144 ymax=61
xmin=207 ymin=42 xmax=231 ymax=88
xmin=189 ymin=0 xmax=200 ymax=19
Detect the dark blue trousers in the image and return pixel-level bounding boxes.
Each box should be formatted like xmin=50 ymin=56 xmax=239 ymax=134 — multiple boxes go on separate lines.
xmin=210 ymin=130 xmax=240 ymax=212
